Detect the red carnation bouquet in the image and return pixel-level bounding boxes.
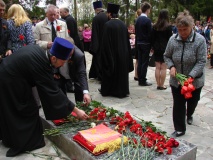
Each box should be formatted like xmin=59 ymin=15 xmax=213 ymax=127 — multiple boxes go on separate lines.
xmin=176 ymin=73 xmax=195 ymax=99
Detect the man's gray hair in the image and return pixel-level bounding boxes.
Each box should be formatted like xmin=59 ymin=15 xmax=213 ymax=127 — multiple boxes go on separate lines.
xmin=0 ymin=0 xmax=5 ymax=7
xmin=45 ymin=4 xmax=57 ymax=13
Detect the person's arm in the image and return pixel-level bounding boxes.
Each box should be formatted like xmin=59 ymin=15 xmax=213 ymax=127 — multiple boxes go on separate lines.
xmin=25 ymin=21 xmax=35 ymax=45
xmin=33 ymin=23 xmax=49 ymax=49
xmin=188 ymin=37 xmax=207 ymax=78
xmin=78 ymin=55 xmax=91 ymax=104
xmin=164 ymin=37 xmax=176 ymax=77
xmin=5 ymin=21 xmax=12 ymax=56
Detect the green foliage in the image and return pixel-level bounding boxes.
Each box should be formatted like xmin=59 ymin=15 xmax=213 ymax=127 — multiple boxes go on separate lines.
xmin=4 ymin=0 xmax=213 ymax=26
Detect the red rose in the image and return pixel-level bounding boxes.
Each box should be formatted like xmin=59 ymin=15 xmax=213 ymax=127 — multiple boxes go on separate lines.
xmin=68 ymin=30 xmax=70 ymax=34
xmin=19 ymin=34 xmax=24 ymax=41
xmin=56 ymin=26 xmax=61 ymax=31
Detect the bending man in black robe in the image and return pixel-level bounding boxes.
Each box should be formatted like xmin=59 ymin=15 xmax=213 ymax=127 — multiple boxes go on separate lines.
xmin=0 ymin=37 xmax=88 ymax=157
xmin=99 ymin=3 xmax=133 ymax=98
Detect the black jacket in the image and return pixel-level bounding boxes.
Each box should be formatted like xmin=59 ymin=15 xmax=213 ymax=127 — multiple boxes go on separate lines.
xmin=63 ymin=15 xmax=83 ymax=51
xmin=68 ymin=46 xmax=88 ymax=91
xmin=0 ymin=19 xmax=11 ymax=56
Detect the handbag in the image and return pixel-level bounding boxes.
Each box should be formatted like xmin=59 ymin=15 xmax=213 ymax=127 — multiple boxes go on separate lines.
xmin=148 ymin=53 xmax=155 ymax=67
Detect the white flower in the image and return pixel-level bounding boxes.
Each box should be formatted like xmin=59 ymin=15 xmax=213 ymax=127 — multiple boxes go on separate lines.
xmin=91 ymin=122 xmax=96 ymax=128
xmin=106 ymin=112 xmax=111 ymax=117
xmin=115 ymin=113 xmax=119 ymax=117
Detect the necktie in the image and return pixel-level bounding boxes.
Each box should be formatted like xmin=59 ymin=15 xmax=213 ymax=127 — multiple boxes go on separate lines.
xmin=51 ymin=22 xmax=57 ymax=42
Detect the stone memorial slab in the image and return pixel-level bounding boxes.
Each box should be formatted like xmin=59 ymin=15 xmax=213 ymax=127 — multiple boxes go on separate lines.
xmin=40 ymin=109 xmax=197 ymax=160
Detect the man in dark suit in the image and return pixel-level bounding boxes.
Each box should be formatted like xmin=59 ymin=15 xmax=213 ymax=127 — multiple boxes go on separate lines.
xmin=59 ymin=37 xmax=91 ymax=105
xmin=0 ymin=0 xmax=12 ymax=60
xmin=60 ymin=7 xmax=83 ymax=51
xmin=135 ymin=2 xmax=152 ymax=86
xmin=60 ymin=7 xmax=84 ymax=92
xmin=68 ymin=46 xmax=90 ymax=104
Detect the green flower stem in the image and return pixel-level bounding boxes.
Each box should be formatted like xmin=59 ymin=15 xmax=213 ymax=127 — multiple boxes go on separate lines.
xmin=176 ymin=73 xmax=188 ymax=86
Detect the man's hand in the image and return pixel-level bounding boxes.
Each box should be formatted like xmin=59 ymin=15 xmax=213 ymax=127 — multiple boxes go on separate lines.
xmin=83 ymin=93 xmax=91 ymax=106
xmin=47 ymin=42 xmax=53 ymax=49
xmin=5 ymin=50 xmax=12 ymax=56
xmin=53 ymin=74 xmax=61 ymax=79
xmin=73 ymin=107 xmax=89 ymax=120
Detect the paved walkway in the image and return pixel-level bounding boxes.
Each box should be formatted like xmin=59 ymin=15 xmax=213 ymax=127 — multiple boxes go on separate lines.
xmin=0 ymin=52 xmax=213 ymax=160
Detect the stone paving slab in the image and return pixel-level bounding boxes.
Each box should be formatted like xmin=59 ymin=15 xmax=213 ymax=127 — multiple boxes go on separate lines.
xmin=0 ymin=52 xmax=213 ymax=159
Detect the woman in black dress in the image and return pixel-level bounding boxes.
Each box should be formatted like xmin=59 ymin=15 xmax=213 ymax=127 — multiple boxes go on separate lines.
xmin=151 ymin=9 xmax=173 ymax=90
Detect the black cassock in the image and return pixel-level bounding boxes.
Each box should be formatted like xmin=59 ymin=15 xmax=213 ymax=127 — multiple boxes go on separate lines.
xmin=89 ymin=11 xmax=108 ymax=79
xmin=0 ymin=45 xmax=74 ymax=157
xmin=101 ymin=19 xmax=133 ymax=98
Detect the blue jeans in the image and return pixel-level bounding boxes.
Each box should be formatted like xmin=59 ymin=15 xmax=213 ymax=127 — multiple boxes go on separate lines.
xmin=137 ymin=44 xmax=151 ymax=83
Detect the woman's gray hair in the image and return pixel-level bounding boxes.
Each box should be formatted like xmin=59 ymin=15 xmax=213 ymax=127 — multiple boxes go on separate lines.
xmin=175 ymin=10 xmax=194 ymax=27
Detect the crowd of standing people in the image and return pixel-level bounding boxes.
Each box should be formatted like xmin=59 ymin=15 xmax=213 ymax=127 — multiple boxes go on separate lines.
xmin=0 ymin=0 xmax=209 ymax=157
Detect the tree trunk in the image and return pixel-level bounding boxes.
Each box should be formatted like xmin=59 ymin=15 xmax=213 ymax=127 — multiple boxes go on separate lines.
xmin=74 ymin=0 xmax=77 ymax=20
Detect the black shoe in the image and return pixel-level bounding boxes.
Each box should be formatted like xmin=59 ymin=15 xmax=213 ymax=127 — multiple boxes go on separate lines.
xmin=187 ymin=117 xmax=193 ymax=125
xmin=134 ymin=77 xmax=138 ymax=81
xmin=98 ymin=88 xmax=101 ymax=93
xmin=157 ymin=86 xmax=167 ymax=90
xmin=139 ymin=82 xmax=152 ymax=86
xmin=67 ymin=89 xmax=74 ymax=93
xmin=171 ymin=131 xmax=185 ymax=137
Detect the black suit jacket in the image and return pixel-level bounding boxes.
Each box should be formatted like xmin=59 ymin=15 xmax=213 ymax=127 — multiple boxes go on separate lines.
xmin=63 ymin=15 xmax=83 ymax=51
xmin=68 ymin=46 xmax=88 ymax=92
xmin=0 ymin=19 xmax=11 ymax=56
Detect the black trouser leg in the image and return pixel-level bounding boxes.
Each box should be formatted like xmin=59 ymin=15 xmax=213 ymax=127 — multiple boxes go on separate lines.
xmin=171 ymin=86 xmax=186 ymax=132
xmin=210 ymin=55 xmax=213 ymax=66
xmin=186 ymin=87 xmax=202 ymax=118
xmin=137 ymin=44 xmax=151 ymax=83
xmin=0 ymin=127 xmax=2 ymax=140
xmin=171 ymin=86 xmax=202 ymax=132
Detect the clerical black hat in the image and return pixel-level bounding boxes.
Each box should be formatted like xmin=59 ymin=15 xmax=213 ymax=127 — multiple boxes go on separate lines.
xmin=107 ymin=3 xmax=120 ymax=14
xmin=50 ymin=37 xmax=74 ymax=60
xmin=93 ymin=1 xmax=102 ymax=9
